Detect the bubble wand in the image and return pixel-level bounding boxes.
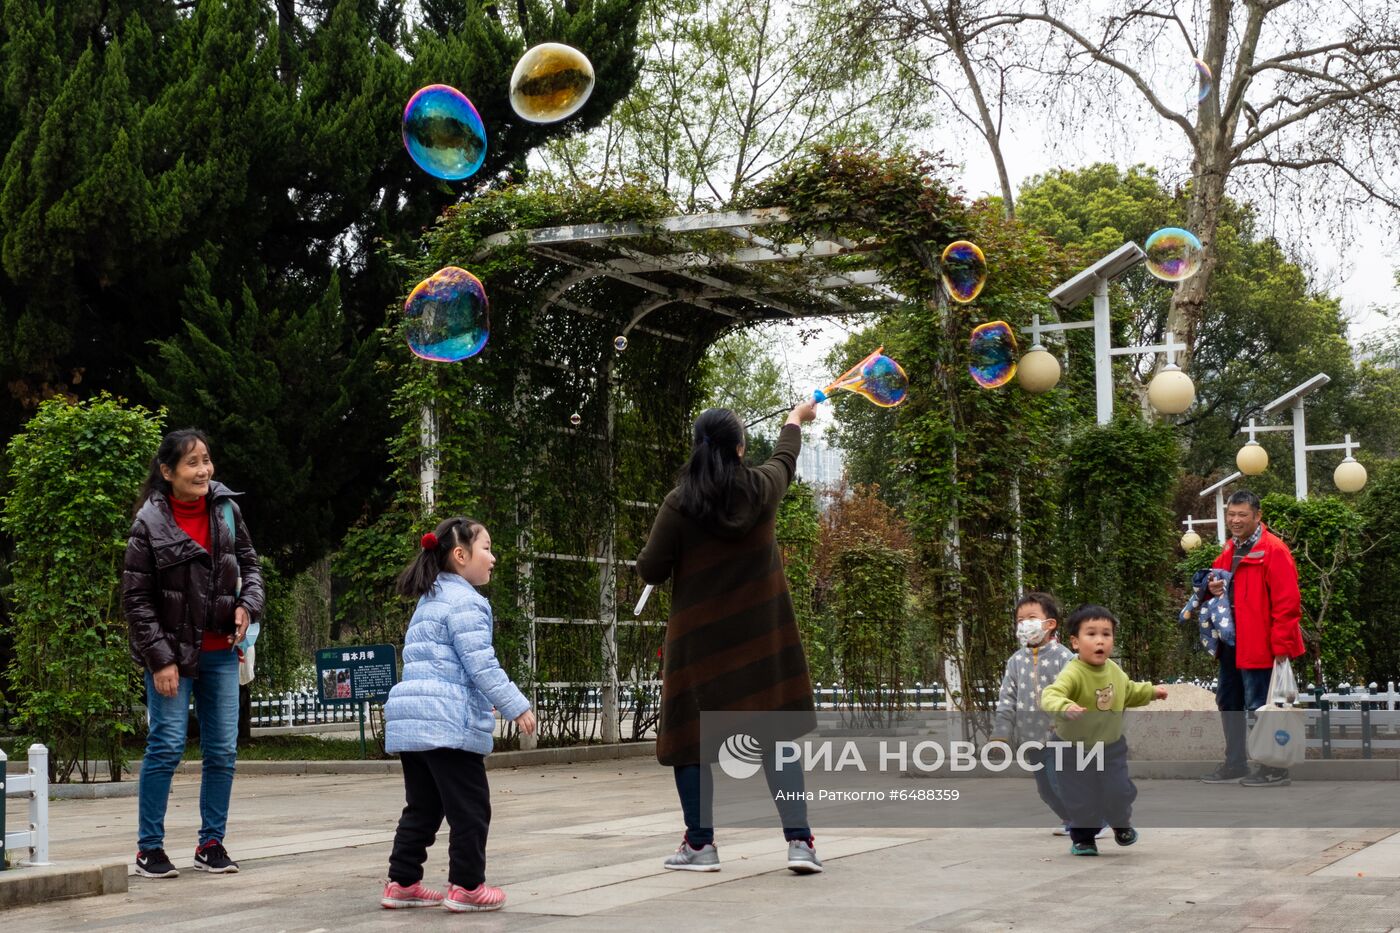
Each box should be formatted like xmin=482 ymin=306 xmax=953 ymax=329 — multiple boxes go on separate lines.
xmin=742 ymin=347 xmax=910 ymax=429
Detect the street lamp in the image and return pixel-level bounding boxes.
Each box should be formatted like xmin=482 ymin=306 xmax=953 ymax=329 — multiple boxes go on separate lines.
xmin=1180 ymin=514 xmax=1215 ymax=551
xmin=1199 ymin=471 xmax=1243 ymax=540
xmin=1027 ymin=243 xmax=1196 ymax=423
xmin=1234 ymin=373 xmax=1365 ymax=498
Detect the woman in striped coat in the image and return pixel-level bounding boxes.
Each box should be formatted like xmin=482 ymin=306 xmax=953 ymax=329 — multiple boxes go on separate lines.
xmin=636 ymin=402 xmax=822 ymax=875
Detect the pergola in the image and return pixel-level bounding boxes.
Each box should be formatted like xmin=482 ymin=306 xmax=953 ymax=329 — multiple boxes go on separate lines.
xmin=424 ymin=208 xmax=910 ymax=745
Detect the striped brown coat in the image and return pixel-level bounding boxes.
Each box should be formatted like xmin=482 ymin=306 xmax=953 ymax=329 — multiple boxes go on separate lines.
xmin=636 ymin=424 xmax=816 ymax=766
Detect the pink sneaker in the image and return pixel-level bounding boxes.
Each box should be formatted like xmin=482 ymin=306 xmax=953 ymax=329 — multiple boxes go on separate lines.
xmin=443 ymin=882 xmax=506 ymax=912
xmin=381 ymin=879 xmax=446 ymax=908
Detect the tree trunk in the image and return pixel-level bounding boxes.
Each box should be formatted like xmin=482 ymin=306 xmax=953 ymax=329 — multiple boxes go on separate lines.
xmin=1167 ymin=156 xmax=1229 ymax=369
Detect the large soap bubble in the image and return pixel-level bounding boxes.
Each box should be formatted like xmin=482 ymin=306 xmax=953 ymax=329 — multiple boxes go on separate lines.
xmin=814 ymin=347 xmax=909 ymax=408
xmin=1194 ymin=58 xmax=1213 ymax=103
xmin=510 ymin=43 xmax=596 ymax=123
xmin=404 ymin=267 xmax=489 ymax=362
xmin=1144 ymin=227 xmax=1203 ymax=282
xmin=402 ymin=85 xmax=487 ymax=181
xmin=941 ymin=241 xmax=987 ymax=303
xmin=969 ymin=321 xmax=1018 ymax=389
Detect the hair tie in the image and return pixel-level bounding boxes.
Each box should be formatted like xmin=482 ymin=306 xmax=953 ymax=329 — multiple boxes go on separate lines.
xmin=420 ymin=532 xmax=438 ymax=550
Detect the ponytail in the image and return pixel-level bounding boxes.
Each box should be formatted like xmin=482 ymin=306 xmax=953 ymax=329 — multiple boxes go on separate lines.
xmin=674 ymin=408 xmax=745 ymax=524
xmin=396 ymin=516 xmax=487 ymax=599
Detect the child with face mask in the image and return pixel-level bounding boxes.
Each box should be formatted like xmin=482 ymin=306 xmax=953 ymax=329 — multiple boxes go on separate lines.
xmin=989 ymin=592 xmax=1080 ymax=836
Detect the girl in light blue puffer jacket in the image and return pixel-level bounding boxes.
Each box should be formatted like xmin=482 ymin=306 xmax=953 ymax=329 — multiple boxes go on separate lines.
xmin=379 ymin=517 xmax=535 ymax=914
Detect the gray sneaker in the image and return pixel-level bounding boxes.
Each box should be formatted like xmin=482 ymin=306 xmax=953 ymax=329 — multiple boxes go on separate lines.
xmin=663 ymin=839 xmax=720 ymax=872
xmin=787 ymin=838 xmax=823 ymax=874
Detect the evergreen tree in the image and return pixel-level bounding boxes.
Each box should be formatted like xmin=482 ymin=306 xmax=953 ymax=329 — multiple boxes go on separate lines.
xmin=0 ymin=0 xmax=646 ymax=569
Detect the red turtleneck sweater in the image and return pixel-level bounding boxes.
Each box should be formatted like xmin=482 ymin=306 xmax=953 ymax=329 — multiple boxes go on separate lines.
xmin=169 ymin=495 xmax=233 ymax=653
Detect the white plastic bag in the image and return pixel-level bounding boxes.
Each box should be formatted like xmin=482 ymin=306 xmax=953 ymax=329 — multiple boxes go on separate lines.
xmin=1247 ymin=658 xmax=1305 ymax=769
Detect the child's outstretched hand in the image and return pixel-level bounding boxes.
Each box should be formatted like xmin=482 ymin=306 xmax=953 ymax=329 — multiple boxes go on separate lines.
xmin=515 ymin=710 xmax=537 ymax=736
xmin=1154 ymin=685 xmax=1169 ymax=700
xmin=1063 ymin=703 xmax=1086 ymax=720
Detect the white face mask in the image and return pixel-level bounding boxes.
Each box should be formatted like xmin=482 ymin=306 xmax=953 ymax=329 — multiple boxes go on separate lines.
xmin=1016 ymin=618 xmax=1049 ymax=647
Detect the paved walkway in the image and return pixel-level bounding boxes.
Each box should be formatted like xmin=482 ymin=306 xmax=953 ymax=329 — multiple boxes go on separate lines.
xmin=4 ymin=760 xmax=1400 ymax=931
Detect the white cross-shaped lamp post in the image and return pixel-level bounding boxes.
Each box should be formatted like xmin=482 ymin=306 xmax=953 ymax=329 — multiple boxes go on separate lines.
xmin=1019 ymin=243 xmax=1196 ymax=423
xmin=1199 ymin=471 xmax=1243 ymax=540
xmin=1179 ymin=514 xmax=1218 ymax=551
xmin=1234 ymin=373 xmax=1367 ymax=498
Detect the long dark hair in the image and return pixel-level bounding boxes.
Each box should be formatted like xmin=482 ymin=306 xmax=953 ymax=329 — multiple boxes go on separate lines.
xmin=134 ymin=428 xmax=210 ymax=515
xmin=396 ymin=516 xmax=487 ymax=599
xmin=674 ymin=408 xmax=745 ymax=524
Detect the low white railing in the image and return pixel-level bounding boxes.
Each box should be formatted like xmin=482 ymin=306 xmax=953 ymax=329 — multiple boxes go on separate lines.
xmin=1 ymin=743 xmax=50 ymax=868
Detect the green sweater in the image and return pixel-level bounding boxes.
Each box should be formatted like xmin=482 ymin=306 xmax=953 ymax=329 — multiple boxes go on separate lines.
xmin=1039 ymin=658 xmax=1156 ymax=744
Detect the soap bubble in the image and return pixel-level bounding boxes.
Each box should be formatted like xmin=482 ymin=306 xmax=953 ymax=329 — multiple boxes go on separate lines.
xmin=1194 ymin=58 xmax=1213 ymax=103
xmin=856 ymin=354 xmax=909 ymax=407
xmin=569 ymin=412 xmax=582 ymax=427
xmin=403 ymin=267 xmax=489 ymax=362
xmin=613 ymin=335 xmax=628 ymax=352
xmin=1144 ymin=227 xmax=1203 ymax=282
xmin=941 ymin=241 xmax=987 ymax=303
xmin=816 ymin=348 xmax=909 ymax=408
xmin=402 ymin=85 xmax=487 ymax=181
xmin=969 ymin=321 xmax=1018 ymax=389
xmin=510 ymin=43 xmax=595 ymax=123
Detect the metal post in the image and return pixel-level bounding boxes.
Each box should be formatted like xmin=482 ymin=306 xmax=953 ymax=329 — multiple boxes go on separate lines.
xmin=358 ymin=703 xmax=367 ymax=760
xmin=598 ymin=378 xmax=620 ymax=745
xmin=1319 ymin=695 xmax=1332 ymax=759
xmin=1214 ymin=490 xmax=1227 ymax=541
xmin=1093 ymin=278 xmax=1113 ymax=425
xmin=26 ymin=743 xmax=49 ymax=866
xmin=1362 ymin=704 xmax=1372 ymax=759
xmin=1291 ymin=401 xmax=1309 ymax=500
xmin=1 ymin=745 xmax=7 ymax=870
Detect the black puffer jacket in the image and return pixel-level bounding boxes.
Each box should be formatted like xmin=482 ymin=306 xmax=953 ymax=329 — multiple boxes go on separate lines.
xmin=123 ymin=481 xmax=265 ymax=677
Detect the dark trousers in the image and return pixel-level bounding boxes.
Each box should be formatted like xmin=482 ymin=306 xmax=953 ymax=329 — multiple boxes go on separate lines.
xmin=674 ymin=751 xmax=811 ymax=847
xmin=388 ymin=748 xmax=490 ymax=889
xmin=1054 ymin=737 xmax=1136 ymax=845
xmin=1216 ymin=642 xmax=1275 ymax=771
xmin=1025 ymin=742 xmax=1071 ymax=823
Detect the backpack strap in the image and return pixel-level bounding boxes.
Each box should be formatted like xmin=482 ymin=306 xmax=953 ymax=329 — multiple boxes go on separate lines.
xmin=221 ymin=500 xmax=240 ymax=598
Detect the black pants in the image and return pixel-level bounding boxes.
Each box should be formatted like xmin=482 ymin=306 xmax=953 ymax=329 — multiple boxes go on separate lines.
xmin=388 ymin=748 xmax=490 ymax=889
xmin=1215 ymin=642 xmax=1276 ymax=772
xmin=1054 ymin=737 xmax=1136 ymax=845
xmin=673 ymin=749 xmax=811 ymax=847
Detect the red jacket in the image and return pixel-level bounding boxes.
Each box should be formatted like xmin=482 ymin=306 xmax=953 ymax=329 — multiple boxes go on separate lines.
xmin=1212 ymin=523 xmax=1306 ymax=669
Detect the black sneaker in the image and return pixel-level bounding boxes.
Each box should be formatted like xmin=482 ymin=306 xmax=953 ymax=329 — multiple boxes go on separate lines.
xmin=1240 ymin=766 xmax=1291 ymax=787
xmin=193 ymin=839 xmax=240 ymax=873
xmin=1200 ymin=763 xmax=1250 ymax=783
xmin=1113 ymin=827 xmax=1139 ymax=847
xmin=134 ymin=848 xmax=179 ymax=878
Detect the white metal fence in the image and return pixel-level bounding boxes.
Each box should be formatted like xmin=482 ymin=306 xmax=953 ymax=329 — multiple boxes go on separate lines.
xmin=1 ymin=743 xmax=50 ymax=868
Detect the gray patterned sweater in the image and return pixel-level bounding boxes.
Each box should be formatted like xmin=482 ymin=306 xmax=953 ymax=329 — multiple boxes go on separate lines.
xmin=991 ymin=640 xmax=1076 ymax=744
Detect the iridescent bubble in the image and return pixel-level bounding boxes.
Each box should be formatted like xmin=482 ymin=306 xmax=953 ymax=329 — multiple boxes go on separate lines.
xmin=1144 ymin=227 xmax=1203 ymax=282
xmin=1194 ymin=58 xmax=1213 ymax=103
xmin=403 ymin=267 xmax=489 ymax=362
xmin=569 ymin=412 xmax=582 ymax=427
xmin=613 ymin=335 xmax=628 ymax=352
xmin=402 ymin=85 xmax=487 ymax=181
xmin=941 ymin=241 xmax=987 ymax=303
xmin=510 ymin=43 xmax=595 ymax=123
xmin=969 ymin=321 xmax=1018 ymax=389
xmin=857 ymin=354 xmax=908 ymax=407
xmin=815 ymin=347 xmax=909 ymax=408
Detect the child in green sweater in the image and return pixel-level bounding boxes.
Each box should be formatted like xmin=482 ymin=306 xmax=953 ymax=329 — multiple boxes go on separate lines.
xmin=1040 ymin=604 xmax=1168 ymax=856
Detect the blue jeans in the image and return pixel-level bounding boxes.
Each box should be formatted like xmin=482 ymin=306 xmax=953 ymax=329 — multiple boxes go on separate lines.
xmin=1216 ymin=642 xmax=1274 ymax=771
xmin=674 ymin=754 xmax=811 ymax=847
xmin=138 ymin=649 xmax=240 ymax=851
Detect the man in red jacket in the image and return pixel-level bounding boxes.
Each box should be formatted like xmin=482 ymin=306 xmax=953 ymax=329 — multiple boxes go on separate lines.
xmin=1200 ymin=490 xmax=1306 ymax=787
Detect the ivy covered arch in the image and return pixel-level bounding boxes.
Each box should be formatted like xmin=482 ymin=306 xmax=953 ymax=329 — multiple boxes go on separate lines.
xmin=336 ymin=148 xmax=1081 ymax=744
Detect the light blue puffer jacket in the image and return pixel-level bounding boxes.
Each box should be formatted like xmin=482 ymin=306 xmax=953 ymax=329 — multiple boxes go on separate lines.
xmin=384 ymin=574 xmax=531 ymax=756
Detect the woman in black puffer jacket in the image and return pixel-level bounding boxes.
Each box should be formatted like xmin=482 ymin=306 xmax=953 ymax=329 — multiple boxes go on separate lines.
xmin=123 ymin=428 xmax=263 ymax=879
